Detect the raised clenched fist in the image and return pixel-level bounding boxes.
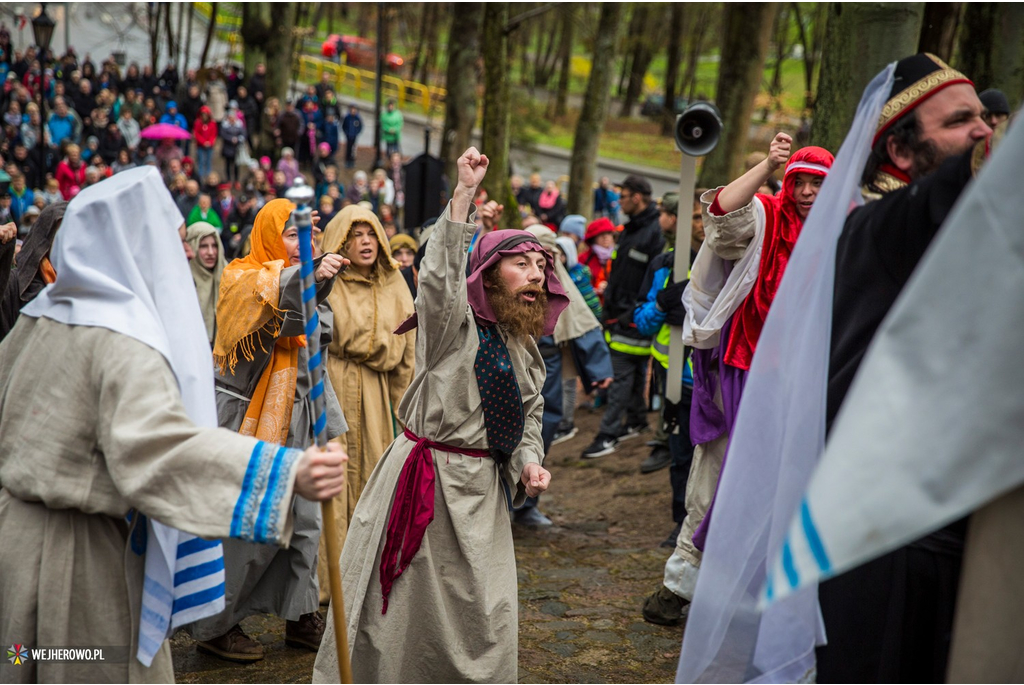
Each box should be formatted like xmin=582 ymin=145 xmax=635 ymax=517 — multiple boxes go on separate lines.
xmin=767 ymin=132 xmax=793 ymax=172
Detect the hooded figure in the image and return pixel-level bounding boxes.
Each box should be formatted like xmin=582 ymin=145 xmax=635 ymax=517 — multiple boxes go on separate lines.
xmin=0 ymin=167 xmax=334 ymax=681
xmin=722 ymin=146 xmax=835 ymax=370
xmin=185 ymin=221 xmax=227 ymax=345
xmin=314 ymin=205 xmax=416 ymax=603
xmin=0 ymin=201 xmax=67 ymax=340
xmin=313 ymin=161 xmax=568 ymax=683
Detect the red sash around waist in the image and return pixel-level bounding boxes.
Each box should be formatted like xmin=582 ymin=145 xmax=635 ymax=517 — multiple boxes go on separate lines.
xmin=379 ymin=428 xmax=490 ymax=614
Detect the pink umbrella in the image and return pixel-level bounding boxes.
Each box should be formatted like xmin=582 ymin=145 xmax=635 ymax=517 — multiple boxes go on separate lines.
xmin=140 ymin=123 xmax=192 ymax=140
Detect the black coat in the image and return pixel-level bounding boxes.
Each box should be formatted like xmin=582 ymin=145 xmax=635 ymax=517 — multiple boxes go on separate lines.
xmin=828 ymin=149 xmax=974 ymax=427
xmin=818 ymin=148 xmax=976 ymax=684
xmin=602 ymin=202 xmax=664 ymax=341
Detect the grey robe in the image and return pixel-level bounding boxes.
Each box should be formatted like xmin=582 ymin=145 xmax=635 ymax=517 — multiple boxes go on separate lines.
xmin=0 ymin=317 xmax=302 ymax=683
xmin=189 ymin=262 xmax=347 ymax=639
xmin=313 ymin=205 xmax=545 ymax=683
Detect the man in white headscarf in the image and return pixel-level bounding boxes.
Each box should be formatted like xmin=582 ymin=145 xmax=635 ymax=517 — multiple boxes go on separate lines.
xmin=0 ymin=167 xmax=347 ymax=683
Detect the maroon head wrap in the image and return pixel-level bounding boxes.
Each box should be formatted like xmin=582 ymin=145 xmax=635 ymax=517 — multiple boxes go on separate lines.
xmin=465 ymin=229 xmax=569 ymax=336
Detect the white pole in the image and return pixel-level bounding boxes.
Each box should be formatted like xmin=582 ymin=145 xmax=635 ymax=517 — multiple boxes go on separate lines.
xmin=666 ymin=154 xmax=696 ymax=404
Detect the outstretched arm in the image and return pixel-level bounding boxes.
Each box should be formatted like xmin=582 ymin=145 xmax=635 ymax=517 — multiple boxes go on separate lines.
xmin=715 ymin=132 xmax=791 ymax=214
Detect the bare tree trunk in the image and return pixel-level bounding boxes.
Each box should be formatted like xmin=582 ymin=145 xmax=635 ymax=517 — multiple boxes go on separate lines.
xmin=416 ymin=4 xmax=441 ymax=85
xmin=148 ymin=3 xmax=161 ymax=72
xmin=240 ymin=3 xmax=269 ymax=83
xmin=199 ymin=2 xmax=218 ymax=72
xmin=660 ymin=4 xmax=686 ymax=136
xmin=165 ymin=3 xmax=177 ymax=65
xmin=183 ymin=3 xmax=195 ymax=74
xmin=410 ymin=5 xmax=432 ymax=79
xmin=764 ymin=6 xmax=793 ymax=118
xmin=698 ymin=3 xmax=780 ymax=186
xmin=327 ymin=3 xmax=335 ymax=35
xmin=441 ymin=5 xmax=484 ymax=186
xmin=567 ymin=3 xmax=623 ymax=218
xmin=918 ymin=3 xmax=962 ymax=62
xmin=552 ymin=4 xmax=575 ymax=118
xmin=534 ymin=18 xmax=561 ymax=89
xmin=956 ymin=3 xmax=1024 ymax=109
xmin=617 ymin=7 xmax=641 ymax=98
xmin=519 ymin=15 xmax=534 ymax=87
xmin=682 ymin=5 xmax=713 ymax=103
xmin=175 ymin=3 xmax=185 ymax=71
xmin=813 ymin=3 xmax=925 ymax=152
xmin=481 ymin=3 xmax=519 ymax=229
xmin=620 ymin=5 xmax=658 ymax=117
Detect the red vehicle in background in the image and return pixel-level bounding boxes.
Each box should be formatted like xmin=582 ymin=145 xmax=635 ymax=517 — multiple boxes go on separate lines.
xmin=321 ymin=34 xmax=404 ymax=72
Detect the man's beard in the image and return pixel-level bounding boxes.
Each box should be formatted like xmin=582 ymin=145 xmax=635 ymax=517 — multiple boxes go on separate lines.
xmin=486 ymin=279 xmax=548 ymax=341
xmin=909 ymin=135 xmax=973 ymax=179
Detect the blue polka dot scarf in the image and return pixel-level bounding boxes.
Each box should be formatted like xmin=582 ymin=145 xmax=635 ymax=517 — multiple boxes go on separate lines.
xmin=474 ymin=324 xmax=525 ymax=464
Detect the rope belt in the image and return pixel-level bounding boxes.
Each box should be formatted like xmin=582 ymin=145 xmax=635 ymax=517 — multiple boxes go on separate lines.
xmin=378 ymin=428 xmax=490 ymax=614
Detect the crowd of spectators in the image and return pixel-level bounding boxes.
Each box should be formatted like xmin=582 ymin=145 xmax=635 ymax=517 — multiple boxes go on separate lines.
xmin=0 ymin=30 xmax=417 ymax=257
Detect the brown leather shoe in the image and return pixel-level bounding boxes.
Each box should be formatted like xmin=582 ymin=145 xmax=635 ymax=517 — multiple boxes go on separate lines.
xmin=285 ymin=611 xmax=325 ymax=651
xmin=196 ymin=624 xmax=265 ymax=662
xmin=642 ymin=585 xmax=690 ymax=626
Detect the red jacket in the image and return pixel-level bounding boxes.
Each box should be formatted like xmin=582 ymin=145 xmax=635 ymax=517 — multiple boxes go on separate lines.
xmin=55 ymin=160 xmax=86 ymax=200
xmin=193 ymin=107 xmax=218 ymax=148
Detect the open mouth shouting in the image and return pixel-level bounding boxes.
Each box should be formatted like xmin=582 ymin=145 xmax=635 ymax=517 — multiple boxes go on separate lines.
xmin=517 ymin=286 xmax=543 ymax=304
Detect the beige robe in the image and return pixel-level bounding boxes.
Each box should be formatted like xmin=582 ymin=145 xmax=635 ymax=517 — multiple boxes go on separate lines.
xmin=317 ymin=207 xmax=416 ymax=604
xmin=312 ymin=205 xmax=545 ymax=684
xmin=947 ymin=485 xmax=1024 ymax=682
xmin=0 ymin=317 xmax=300 ymax=683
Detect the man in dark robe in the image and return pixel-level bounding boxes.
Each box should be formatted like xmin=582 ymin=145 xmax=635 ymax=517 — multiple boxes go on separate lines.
xmin=819 ymin=52 xmax=996 ymax=683
xmin=0 ymin=202 xmax=67 ymax=340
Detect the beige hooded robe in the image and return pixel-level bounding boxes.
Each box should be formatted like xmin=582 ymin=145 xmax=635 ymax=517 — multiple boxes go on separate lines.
xmin=316 ymin=204 xmax=416 ymax=603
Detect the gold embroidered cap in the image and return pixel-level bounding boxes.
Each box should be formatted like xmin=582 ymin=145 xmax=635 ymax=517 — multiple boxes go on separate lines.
xmin=874 ymin=53 xmax=973 ymax=144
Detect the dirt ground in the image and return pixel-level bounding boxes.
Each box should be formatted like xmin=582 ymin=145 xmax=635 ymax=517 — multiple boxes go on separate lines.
xmin=172 ymin=401 xmax=683 ymax=683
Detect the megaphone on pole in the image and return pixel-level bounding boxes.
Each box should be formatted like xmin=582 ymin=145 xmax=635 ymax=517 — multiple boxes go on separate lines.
xmin=674 ymin=101 xmax=724 ymax=156
xmin=666 ymin=101 xmax=722 ymax=404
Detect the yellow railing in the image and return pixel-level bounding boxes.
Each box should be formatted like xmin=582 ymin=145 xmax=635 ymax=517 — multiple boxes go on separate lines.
xmin=297 ymin=56 xmax=446 ymax=115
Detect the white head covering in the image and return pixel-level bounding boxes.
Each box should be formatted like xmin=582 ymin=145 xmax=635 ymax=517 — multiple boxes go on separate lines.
xmin=21 ymin=166 xmax=227 ymax=666
xmin=676 ymin=64 xmax=896 ymax=683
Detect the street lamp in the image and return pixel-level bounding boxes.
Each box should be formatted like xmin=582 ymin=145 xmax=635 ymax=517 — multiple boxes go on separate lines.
xmin=32 ymin=4 xmax=56 ymax=179
xmin=31 ymin=4 xmax=56 ymax=54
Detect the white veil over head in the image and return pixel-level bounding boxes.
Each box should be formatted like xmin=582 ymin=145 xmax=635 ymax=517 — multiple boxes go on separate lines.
xmin=676 ymin=64 xmax=895 ymax=683
xmin=22 ymin=166 xmax=227 ymax=666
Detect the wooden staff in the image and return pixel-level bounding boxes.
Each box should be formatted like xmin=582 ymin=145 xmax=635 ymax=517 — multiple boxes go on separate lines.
xmin=287 ymin=180 xmax=353 ymax=683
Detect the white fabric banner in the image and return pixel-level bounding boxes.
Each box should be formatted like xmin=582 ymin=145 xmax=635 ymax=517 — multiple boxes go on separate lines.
xmin=765 ymin=115 xmax=1024 ymax=605
xmin=676 ymin=65 xmax=895 ymax=683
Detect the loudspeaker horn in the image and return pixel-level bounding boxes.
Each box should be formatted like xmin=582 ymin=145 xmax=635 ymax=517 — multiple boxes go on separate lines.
xmin=674 ymin=102 xmax=723 ymax=157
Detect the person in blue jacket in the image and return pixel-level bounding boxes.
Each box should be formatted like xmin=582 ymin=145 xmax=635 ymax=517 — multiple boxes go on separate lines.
xmin=341 ymin=106 xmax=363 ymax=169
xmin=159 ymin=101 xmax=189 ymax=131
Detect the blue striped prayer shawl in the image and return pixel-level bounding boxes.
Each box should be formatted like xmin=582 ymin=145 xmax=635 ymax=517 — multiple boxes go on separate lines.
xmin=135 ymin=520 xmax=226 ymax=666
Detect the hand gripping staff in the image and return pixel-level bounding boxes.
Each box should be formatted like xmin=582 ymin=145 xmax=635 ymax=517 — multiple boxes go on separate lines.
xmin=287 ymin=179 xmax=353 ymax=683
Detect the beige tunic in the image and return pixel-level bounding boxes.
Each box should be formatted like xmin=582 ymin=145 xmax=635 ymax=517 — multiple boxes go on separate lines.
xmin=312 ymin=205 xmax=545 ymax=684
xmin=0 ymin=317 xmax=300 ymax=683
xmin=947 ymin=485 xmax=1024 ymax=682
xmin=318 ymin=265 xmax=416 ymax=603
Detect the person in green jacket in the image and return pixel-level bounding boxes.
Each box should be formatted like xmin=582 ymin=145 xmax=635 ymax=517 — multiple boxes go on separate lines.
xmin=380 ymin=100 xmax=404 ymax=157
xmin=187 ymin=193 xmax=224 ymax=229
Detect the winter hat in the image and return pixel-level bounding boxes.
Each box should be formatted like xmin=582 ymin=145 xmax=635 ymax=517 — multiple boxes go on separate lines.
xmin=558 ymin=214 xmax=586 ymax=241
